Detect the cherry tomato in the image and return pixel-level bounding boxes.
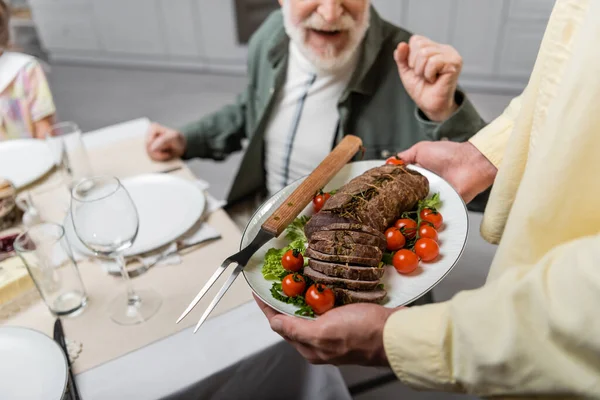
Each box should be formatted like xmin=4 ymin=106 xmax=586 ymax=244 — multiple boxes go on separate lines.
xmin=418 ymin=224 xmax=438 ymax=242
xmin=392 ymin=249 xmax=419 ymax=274
xmin=394 ymin=218 xmax=417 ymax=239
xmin=385 ymin=156 xmax=405 ymax=166
xmin=305 ymin=284 xmax=335 ymax=315
xmin=313 ymin=190 xmax=331 ymax=213
xmin=420 ymin=208 xmax=443 ymax=229
xmin=282 ymin=249 xmax=304 ymax=272
xmin=384 ymin=227 xmax=406 ymax=251
xmin=282 ymin=274 xmax=306 ymax=298
xmin=415 ymin=238 xmax=440 ymax=262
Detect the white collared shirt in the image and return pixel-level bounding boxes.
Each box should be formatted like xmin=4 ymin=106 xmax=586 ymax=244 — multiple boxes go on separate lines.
xmin=264 ymin=43 xmax=358 ymax=195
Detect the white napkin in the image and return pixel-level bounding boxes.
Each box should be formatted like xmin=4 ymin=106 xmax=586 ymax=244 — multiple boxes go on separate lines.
xmin=99 ymin=178 xmax=225 ymax=273
xmin=100 ymin=223 xmax=221 ymax=273
xmin=197 ymin=179 xmax=227 ymax=214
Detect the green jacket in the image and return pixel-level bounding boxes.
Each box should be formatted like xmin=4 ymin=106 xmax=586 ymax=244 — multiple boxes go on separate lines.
xmin=181 ymin=8 xmax=486 ymax=205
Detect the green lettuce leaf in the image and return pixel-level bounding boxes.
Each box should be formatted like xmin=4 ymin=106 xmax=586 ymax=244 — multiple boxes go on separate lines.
xmin=262 ymin=216 xmax=310 ymax=280
xmin=285 ymin=215 xmax=310 ymax=243
xmin=418 ymin=193 xmax=442 ymax=211
xmin=262 ymin=247 xmax=287 ymax=280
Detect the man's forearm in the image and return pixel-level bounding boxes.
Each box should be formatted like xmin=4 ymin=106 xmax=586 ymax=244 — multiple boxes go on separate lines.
xmin=384 ymin=234 xmax=600 ymax=396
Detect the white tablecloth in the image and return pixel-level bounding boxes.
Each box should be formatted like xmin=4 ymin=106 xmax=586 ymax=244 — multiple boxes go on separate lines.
xmin=73 ymin=118 xmax=496 ymax=400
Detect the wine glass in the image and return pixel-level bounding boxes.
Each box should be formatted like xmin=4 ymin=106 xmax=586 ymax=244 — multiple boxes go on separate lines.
xmin=70 ymin=176 xmax=161 ymax=325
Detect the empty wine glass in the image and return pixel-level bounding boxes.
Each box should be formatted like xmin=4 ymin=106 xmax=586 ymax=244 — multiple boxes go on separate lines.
xmin=70 ymin=176 xmax=161 ymax=325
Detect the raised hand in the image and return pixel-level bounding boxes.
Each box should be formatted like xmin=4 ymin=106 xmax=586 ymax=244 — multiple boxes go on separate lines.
xmin=394 ymin=35 xmax=462 ymax=122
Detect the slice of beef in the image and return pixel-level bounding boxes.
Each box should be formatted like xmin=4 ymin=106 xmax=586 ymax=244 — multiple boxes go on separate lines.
xmin=309 ymin=259 xmax=384 ymax=281
xmin=309 ymin=240 xmax=382 ymax=260
xmin=306 ymin=247 xmax=380 ymax=267
xmin=311 ymin=230 xmax=386 ymax=252
xmin=333 ymin=288 xmax=387 ymax=305
xmin=305 ymin=215 xmax=386 ymax=243
xmin=303 ymin=266 xmax=380 ymax=291
xmin=304 ymin=212 xmax=358 ymax=240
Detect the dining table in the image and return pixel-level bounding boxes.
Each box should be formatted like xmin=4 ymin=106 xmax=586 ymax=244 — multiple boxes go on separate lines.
xmin=0 ymin=118 xmax=498 ymax=400
xmin=0 ymin=118 xmax=354 ymax=400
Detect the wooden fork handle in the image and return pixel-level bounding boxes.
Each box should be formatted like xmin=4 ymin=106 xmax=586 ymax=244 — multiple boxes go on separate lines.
xmin=261 ymin=135 xmax=363 ymax=237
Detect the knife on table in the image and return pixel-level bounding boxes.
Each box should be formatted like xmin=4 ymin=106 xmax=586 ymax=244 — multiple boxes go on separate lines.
xmin=54 ymin=319 xmax=81 ymax=400
xmin=177 ymin=135 xmax=364 ymax=332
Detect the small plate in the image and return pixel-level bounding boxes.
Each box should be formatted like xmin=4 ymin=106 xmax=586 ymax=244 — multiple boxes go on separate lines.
xmin=0 ymin=327 xmax=68 ymax=400
xmin=65 ymin=173 xmax=206 ymax=257
xmin=241 ymin=161 xmax=469 ymax=318
xmin=0 ymin=139 xmax=55 ymax=188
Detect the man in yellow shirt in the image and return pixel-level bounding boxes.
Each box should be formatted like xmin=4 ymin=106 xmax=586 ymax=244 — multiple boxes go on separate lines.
xmin=256 ymin=0 xmax=600 ymax=396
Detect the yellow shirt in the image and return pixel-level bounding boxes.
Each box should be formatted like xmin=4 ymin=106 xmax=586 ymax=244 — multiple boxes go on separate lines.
xmin=384 ymin=0 xmax=600 ymax=397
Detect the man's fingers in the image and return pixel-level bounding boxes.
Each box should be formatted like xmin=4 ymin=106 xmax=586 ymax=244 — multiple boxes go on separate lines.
xmin=394 ymin=42 xmax=410 ymax=73
xmin=408 ymin=34 xmax=433 ymax=50
xmin=149 ymin=132 xmax=171 ymax=153
xmin=270 ymin=315 xmax=318 ymax=345
xmin=150 ymin=151 xmax=173 ymax=162
xmin=408 ymin=35 xmax=435 ymax=68
xmin=286 ymin=341 xmax=322 ymax=364
xmin=423 ymin=54 xmax=446 ymax=83
xmin=396 ymin=143 xmax=421 ymax=165
xmin=413 ymin=47 xmax=439 ymax=78
xmin=254 ymin=294 xmax=281 ymax=320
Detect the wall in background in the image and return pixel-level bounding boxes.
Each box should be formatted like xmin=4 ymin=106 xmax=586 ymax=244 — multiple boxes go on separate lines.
xmin=29 ymin=0 xmax=554 ymax=94
xmin=372 ymin=0 xmax=553 ymax=93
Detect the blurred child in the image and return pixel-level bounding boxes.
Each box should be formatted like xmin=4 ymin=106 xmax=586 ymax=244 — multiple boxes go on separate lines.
xmin=0 ymin=0 xmax=56 ymax=140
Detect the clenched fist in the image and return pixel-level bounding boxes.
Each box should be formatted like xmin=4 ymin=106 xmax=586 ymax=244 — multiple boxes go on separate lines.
xmin=145 ymin=123 xmax=186 ymax=162
xmin=394 ymin=35 xmax=463 ymax=122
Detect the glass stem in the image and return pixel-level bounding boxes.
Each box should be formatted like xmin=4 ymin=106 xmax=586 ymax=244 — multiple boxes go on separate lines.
xmin=115 ymin=253 xmax=140 ymax=305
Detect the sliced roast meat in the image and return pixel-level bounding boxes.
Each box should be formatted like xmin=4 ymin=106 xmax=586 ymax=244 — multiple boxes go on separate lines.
xmin=303 ymin=266 xmax=380 ymax=291
xmin=321 ymin=165 xmax=429 ymax=232
xmin=311 ymin=230 xmax=386 ymax=252
xmin=309 ymin=259 xmax=384 ymax=281
xmin=305 ymin=219 xmax=386 ymax=243
xmin=304 ymin=212 xmax=358 ymax=240
xmin=333 ymin=288 xmax=387 ymax=305
xmin=309 ymin=240 xmax=382 ymax=260
xmin=306 ymin=247 xmax=380 ymax=267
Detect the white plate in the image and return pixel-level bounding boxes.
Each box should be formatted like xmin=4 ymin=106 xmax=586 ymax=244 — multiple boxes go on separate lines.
xmin=65 ymin=173 xmax=206 ymax=256
xmin=0 ymin=139 xmax=55 ymax=188
xmin=242 ymin=161 xmax=469 ymax=318
xmin=0 ymin=327 xmax=68 ymax=400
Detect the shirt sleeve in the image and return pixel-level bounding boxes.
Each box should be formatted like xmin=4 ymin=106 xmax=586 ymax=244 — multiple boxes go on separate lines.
xmin=414 ymin=89 xmax=487 ymax=143
xmin=383 ymin=233 xmax=600 ymax=397
xmin=468 ymin=95 xmax=522 ymax=168
xmin=24 ymin=60 xmax=56 ymax=122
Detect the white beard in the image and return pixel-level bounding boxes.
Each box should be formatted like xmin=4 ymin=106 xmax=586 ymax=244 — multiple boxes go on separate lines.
xmin=282 ymin=2 xmax=370 ymax=73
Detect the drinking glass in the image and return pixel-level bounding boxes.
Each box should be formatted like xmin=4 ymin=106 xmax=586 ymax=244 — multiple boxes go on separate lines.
xmin=13 ymin=223 xmax=87 ymax=316
xmin=70 ymin=176 xmax=161 ymax=325
xmin=46 ymin=122 xmax=93 ymax=188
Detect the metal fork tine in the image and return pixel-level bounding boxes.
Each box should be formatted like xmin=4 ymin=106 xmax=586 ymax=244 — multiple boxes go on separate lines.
xmin=176 ymin=260 xmax=233 ymax=324
xmin=193 ymin=264 xmax=243 ymax=333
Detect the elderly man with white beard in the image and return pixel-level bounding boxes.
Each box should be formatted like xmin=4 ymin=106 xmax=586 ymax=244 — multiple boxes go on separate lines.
xmin=146 ymin=0 xmax=486 ymax=224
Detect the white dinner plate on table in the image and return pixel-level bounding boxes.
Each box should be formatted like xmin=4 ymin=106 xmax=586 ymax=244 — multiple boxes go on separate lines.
xmin=0 ymin=327 xmax=68 ymax=400
xmin=242 ymin=161 xmax=469 ymax=318
xmin=65 ymin=173 xmax=206 ymax=257
xmin=0 ymin=139 xmax=55 ymax=188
